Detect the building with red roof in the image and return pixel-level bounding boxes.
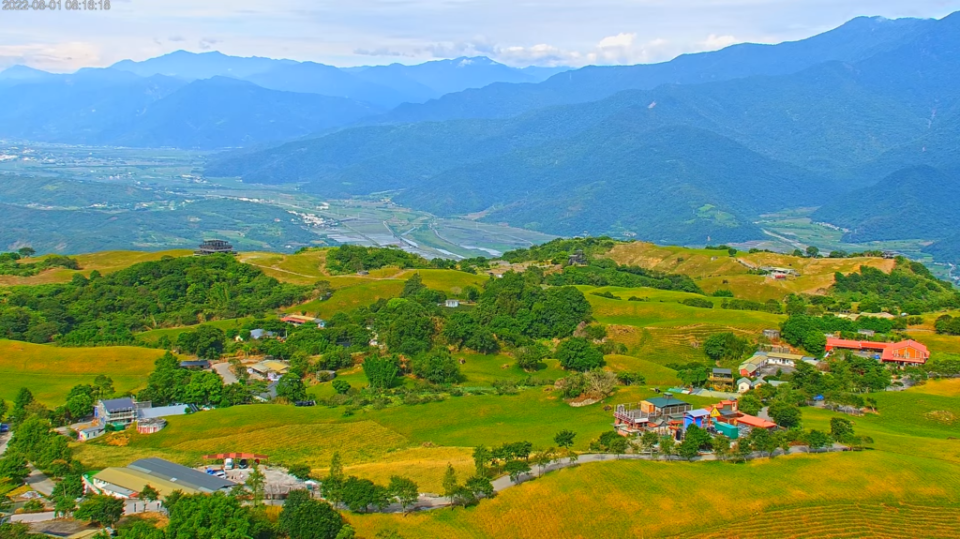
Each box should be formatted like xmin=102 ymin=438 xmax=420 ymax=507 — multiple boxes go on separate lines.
xmin=825 ymin=338 xmax=929 ymax=365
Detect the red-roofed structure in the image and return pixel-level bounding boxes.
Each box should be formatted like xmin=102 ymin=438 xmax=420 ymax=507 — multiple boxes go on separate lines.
xmin=825 ymin=337 xmax=928 ymax=365
xmin=734 ymin=414 xmax=777 ymax=430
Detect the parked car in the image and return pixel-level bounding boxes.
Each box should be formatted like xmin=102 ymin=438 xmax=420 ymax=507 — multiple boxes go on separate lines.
xmin=0 ymin=423 xmax=9 ymax=433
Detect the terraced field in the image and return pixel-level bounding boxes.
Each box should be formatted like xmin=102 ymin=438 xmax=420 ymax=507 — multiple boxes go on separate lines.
xmin=605 ymin=242 xmax=895 ymax=302
xmin=680 ymin=503 xmax=960 ymax=539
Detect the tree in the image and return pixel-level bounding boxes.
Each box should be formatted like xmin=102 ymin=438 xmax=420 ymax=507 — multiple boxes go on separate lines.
xmin=279 ymin=489 xmax=344 ymax=539
xmin=388 ymin=476 xmax=419 ymax=516
xmin=608 ymin=437 xmax=630 ymax=459
xmin=276 ymin=373 xmax=308 ymax=402
xmin=411 ymin=349 xmax=462 ymax=384
xmin=17 ymin=247 xmax=36 ymax=258
xmin=748 ymin=428 xmax=776 ymax=457
xmin=194 ymin=326 xmax=227 ymax=360
xmin=11 ymin=387 xmax=35 ymax=424
xmin=533 ymin=448 xmax=555 ymax=476
xmin=341 ymin=477 xmax=389 ymax=513
xmin=556 ymin=338 xmax=605 ymax=372
xmin=733 ymin=439 xmax=752 ymax=461
xmin=738 ymin=394 xmax=763 ymax=416
xmin=442 ymin=464 xmax=459 ymax=503
xmin=806 ymin=430 xmax=832 ymax=450
xmin=401 ymin=273 xmax=426 ymax=298
xmin=245 ymin=464 xmax=266 ymax=507
xmin=806 ymin=246 xmax=820 ymax=258
xmin=0 ymin=453 xmax=30 ymax=485
xmin=703 ymin=332 xmax=751 ymax=361
xmin=712 ymin=435 xmax=731 ymax=461
xmin=287 ymin=464 xmax=313 ymax=481
xmin=363 ymin=355 xmax=402 ymax=390
xmin=165 ymin=492 xmax=253 ymax=538
xmin=463 ymin=475 xmax=494 ymax=503
xmin=584 ymin=369 xmax=617 ymax=397
xmin=75 ymin=495 xmax=125 ymax=528
xmin=768 ymin=401 xmax=802 ymax=429
xmin=504 ymin=460 xmax=530 ymax=483
xmin=332 ymin=379 xmax=351 ymax=395
xmin=677 ymin=437 xmax=700 ymax=460
xmin=554 ymin=430 xmax=576 ymax=451
xmin=322 ymin=452 xmax=345 ymax=508
xmin=658 ymin=436 xmax=675 ymax=459
xmin=91 ymin=375 xmax=114 ymax=400
xmin=830 ymin=417 xmax=855 ymax=441
xmin=54 ymin=495 xmax=76 ymax=518
xmin=472 ymin=445 xmax=491 ymax=478
xmin=515 ymin=344 xmax=548 ymax=372
xmin=140 ymin=484 xmax=160 ymax=503
xmin=803 ymin=330 xmax=827 ymax=356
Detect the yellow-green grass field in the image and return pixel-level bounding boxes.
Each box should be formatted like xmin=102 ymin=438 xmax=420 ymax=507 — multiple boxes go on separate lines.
xmin=0 ymin=249 xmax=193 ymax=286
xmin=137 ymin=318 xmax=257 ymax=344
xmin=238 ymin=250 xmax=329 ymax=285
xmin=605 ymin=242 xmax=895 ymax=302
xmin=340 ymin=379 xmax=960 ymax=537
xmin=603 ymin=354 xmax=681 ymax=386
xmin=75 ymin=386 xmax=716 ymax=489
xmin=287 ymin=280 xmax=405 ymax=319
xmin=0 ymin=340 xmax=166 ymax=403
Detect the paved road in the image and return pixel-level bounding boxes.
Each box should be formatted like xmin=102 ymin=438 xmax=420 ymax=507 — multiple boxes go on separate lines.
xmin=0 ymin=432 xmax=10 ymax=457
xmin=213 ymin=362 xmax=238 ymax=385
xmin=9 ymin=511 xmax=57 ymax=524
xmin=25 ymin=467 xmax=56 ymax=497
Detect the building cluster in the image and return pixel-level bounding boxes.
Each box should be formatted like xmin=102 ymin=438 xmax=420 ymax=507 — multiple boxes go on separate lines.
xmin=824 ymin=338 xmax=929 ymax=366
xmin=195 ymin=239 xmax=236 ymax=256
xmin=77 ymin=398 xmax=197 ymax=441
xmin=613 ymin=394 xmax=775 ymax=442
xmin=84 ymin=458 xmax=234 ymax=499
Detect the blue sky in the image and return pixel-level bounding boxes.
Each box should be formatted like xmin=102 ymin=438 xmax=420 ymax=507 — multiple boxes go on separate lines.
xmin=1 ymin=0 xmax=957 ymax=72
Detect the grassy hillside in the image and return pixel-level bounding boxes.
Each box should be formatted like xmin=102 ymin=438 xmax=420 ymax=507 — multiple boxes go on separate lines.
xmin=605 ymin=242 xmax=896 ymax=301
xmin=0 ymin=249 xmax=193 ymax=286
xmin=0 ymin=340 xmax=166 ymax=403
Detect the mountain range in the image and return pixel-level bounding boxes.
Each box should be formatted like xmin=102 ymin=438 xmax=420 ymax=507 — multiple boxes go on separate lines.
xmin=3 ymin=11 xmax=960 ymax=259
xmin=206 ymin=11 xmax=960 ymax=246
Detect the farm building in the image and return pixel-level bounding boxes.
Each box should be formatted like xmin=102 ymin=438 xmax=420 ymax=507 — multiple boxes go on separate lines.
xmin=710 ymin=368 xmax=734 ymax=388
xmin=77 ymin=424 xmax=105 ymax=442
xmin=737 ymin=378 xmax=754 ymax=394
xmin=444 ymin=299 xmax=460 ymax=308
xmin=683 ymin=409 xmax=711 ymax=429
xmin=281 ymin=315 xmax=320 ymax=326
xmin=614 ymin=396 xmax=692 ymax=435
xmin=762 ymin=329 xmax=781 ymax=340
xmin=195 ymin=239 xmax=236 ymax=255
xmin=250 ymin=329 xmax=277 ymax=340
xmin=86 ymin=458 xmax=234 ymax=499
xmin=249 ymin=360 xmax=290 ymax=380
xmin=825 ymin=338 xmax=929 ymax=365
xmin=138 ymin=403 xmax=195 ymax=420
xmin=136 ymin=418 xmax=167 ymax=434
xmin=739 ymin=355 xmax=765 ymax=377
xmin=732 ymin=414 xmax=777 ymax=430
xmin=96 ymin=398 xmax=138 ymax=426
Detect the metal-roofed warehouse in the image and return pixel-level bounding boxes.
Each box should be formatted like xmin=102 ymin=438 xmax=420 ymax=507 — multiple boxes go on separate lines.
xmin=129 ymin=458 xmax=234 ymax=493
xmin=86 ymin=458 xmax=233 ymax=499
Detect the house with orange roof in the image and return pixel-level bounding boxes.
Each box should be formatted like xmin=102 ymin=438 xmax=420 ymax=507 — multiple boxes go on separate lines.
xmin=825 ymin=338 xmax=929 ymax=366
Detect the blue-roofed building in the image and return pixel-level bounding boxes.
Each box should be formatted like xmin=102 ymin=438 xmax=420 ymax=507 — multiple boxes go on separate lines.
xmin=684 ymin=409 xmax=711 ymax=430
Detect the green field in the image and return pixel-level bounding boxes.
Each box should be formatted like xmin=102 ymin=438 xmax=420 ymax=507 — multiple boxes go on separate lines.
xmin=0 ymin=340 xmax=166 ymax=403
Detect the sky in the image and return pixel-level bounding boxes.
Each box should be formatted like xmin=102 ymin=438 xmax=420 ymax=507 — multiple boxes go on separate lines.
xmin=0 ymin=0 xmax=958 ymax=72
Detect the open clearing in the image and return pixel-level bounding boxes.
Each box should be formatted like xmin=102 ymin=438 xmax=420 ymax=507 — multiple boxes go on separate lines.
xmin=0 ymin=340 xmax=165 ymax=403
xmin=0 ymin=249 xmax=193 ymax=286
xmin=605 ymin=242 xmax=895 ymax=302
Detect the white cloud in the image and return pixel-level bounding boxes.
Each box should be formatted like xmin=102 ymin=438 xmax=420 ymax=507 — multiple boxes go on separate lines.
xmin=0 ymin=42 xmax=102 ymax=72
xmin=700 ymin=34 xmax=739 ymax=50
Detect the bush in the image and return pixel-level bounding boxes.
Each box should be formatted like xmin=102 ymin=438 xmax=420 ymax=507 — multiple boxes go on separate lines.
xmin=332 ymin=379 xmax=351 ymax=395
xmin=681 ymin=298 xmax=714 ymax=309
xmin=556 ymin=338 xmax=605 ymax=372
